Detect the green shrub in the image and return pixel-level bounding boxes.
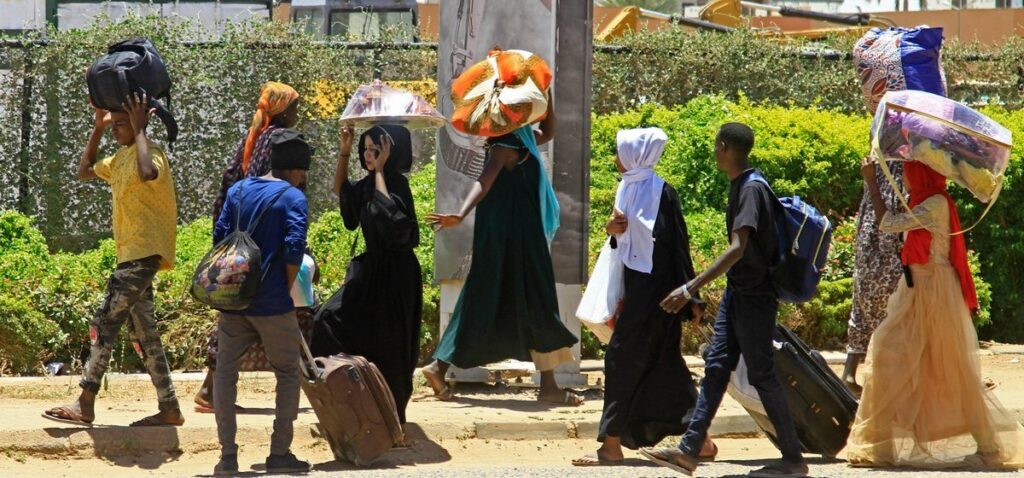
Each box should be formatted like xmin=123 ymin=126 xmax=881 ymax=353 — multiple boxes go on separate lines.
xmin=4 ymin=19 xmax=1019 ymax=250
xmin=0 ymin=294 xmax=60 ymax=374
xmin=0 ymin=211 xmax=50 ymax=257
xmin=789 ymin=278 xmax=853 ymax=350
xmin=1 ymin=90 xmax=1019 ymax=372
xmin=823 ymin=218 xmax=856 ymax=283
xmin=157 ymin=219 xmax=219 ymax=370
xmin=0 ymin=15 xmax=435 ymax=251
xmin=592 ymin=29 xmax=1024 ymax=115
xmin=409 ymin=163 xmax=442 ymax=359
xmin=590 ymin=96 xmax=870 ymax=224
xmin=308 ymin=209 xmax=362 ymax=293
xmin=957 ymin=107 xmax=1024 ymax=341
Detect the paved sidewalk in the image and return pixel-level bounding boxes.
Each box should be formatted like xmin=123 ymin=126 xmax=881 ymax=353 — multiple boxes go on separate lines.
xmin=2 ymin=346 xmax=1022 ymax=461
xmin=0 ymin=363 xmax=753 ymax=459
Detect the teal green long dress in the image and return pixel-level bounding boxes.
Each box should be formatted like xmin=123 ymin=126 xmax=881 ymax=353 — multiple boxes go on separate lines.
xmin=433 ymin=137 xmax=578 ymax=369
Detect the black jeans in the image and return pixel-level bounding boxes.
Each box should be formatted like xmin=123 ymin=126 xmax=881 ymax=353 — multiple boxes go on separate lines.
xmin=678 ymin=286 xmax=804 ymax=463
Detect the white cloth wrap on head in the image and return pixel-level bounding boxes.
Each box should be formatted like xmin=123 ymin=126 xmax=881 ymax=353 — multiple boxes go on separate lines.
xmin=613 ymin=127 xmax=669 ymax=274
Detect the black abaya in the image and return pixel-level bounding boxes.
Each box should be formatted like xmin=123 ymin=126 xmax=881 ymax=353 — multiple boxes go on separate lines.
xmin=598 ymin=183 xmax=701 ymax=449
xmin=310 ymin=169 xmax=423 ymax=424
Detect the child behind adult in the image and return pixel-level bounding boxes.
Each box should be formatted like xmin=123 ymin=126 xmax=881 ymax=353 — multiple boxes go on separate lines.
xmin=291 ymin=249 xmax=320 ymax=343
xmin=641 ymin=123 xmax=808 ymax=478
xmin=43 ymin=93 xmax=183 ymax=428
xmin=211 ymin=128 xmax=312 ymax=476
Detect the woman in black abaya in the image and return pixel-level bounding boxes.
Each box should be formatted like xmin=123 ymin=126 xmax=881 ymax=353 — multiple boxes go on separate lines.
xmin=311 ymin=124 xmax=423 ymax=426
xmin=574 ymin=127 xmax=715 ymax=466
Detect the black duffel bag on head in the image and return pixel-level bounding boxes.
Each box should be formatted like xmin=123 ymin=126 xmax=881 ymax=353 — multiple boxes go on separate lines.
xmin=87 ymin=38 xmax=178 ymax=147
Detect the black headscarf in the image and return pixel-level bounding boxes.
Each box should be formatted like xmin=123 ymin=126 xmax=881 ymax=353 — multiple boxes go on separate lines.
xmin=358 ymin=124 xmax=413 ymax=176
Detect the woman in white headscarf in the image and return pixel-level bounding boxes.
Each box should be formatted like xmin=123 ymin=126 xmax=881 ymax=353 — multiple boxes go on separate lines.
xmin=573 ymin=127 xmax=715 ymax=466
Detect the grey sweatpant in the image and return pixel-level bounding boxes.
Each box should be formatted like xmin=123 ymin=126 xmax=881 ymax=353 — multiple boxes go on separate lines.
xmin=214 ymin=310 xmax=302 ymax=456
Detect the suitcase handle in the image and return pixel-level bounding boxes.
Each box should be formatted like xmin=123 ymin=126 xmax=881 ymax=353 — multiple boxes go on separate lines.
xmin=299 ymin=334 xmax=322 ymax=381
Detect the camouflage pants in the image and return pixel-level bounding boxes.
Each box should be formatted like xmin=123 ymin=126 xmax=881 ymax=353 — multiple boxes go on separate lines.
xmin=81 ymin=255 xmax=179 ymax=411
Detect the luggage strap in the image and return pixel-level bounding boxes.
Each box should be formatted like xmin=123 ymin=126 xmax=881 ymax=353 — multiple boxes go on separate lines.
xmin=874 ymin=154 xmax=1002 ymax=236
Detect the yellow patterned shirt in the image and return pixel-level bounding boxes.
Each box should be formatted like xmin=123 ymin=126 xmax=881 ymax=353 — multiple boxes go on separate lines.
xmin=93 ymin=142 xmax=177 ymax=270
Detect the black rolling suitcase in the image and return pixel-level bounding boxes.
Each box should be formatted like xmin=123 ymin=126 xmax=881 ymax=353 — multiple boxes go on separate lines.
xmin=699 ymin=324 xmax=859 ymax=458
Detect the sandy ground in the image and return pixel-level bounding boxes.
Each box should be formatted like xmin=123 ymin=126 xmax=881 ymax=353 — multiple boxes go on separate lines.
xmin=1 ymin=348 xmax=1022 ymax=477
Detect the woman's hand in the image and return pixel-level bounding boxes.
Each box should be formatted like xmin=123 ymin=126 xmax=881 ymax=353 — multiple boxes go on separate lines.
xmin=426 ymin=213 xmax=463 ymax=231
xmin=376 ymin=132 xmax=392 ymax=170
xmin=605 ymin=210 xmax=627 ymax=235
xmin=860 ymin=156 xmax=878 ymax=182
xmin=339 ymin=124 xmax=354 ymax=153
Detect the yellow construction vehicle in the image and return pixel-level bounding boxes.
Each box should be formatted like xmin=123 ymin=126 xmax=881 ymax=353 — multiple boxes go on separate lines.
xmin=597 ymin=2 xmax=896 ymax=41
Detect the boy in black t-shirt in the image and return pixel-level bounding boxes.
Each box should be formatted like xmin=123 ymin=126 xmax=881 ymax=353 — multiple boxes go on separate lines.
xmin=641 ymin=123 xmax=808 ymax=478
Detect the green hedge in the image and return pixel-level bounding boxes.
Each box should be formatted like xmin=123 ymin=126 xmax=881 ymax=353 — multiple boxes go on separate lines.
xmin=587 ymin=96 xmax=1002 ymax=351
xmin=2 ymin=19 xmax=1021 ymax=250
xmin=592 ymin=29 xmax=1024 ymax=114
xmin=0 ymin=94 xmax=1018 ymax=374
xmin=0 ymin=162 xmax=443 ymax=374
xmin=0 ymin=16 xmax=435 ymax=251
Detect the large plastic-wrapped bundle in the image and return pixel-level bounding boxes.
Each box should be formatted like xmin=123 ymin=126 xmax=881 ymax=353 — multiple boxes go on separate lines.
xmin=450 ymin=48 xmax=551 ymax=137
xmin=853 ymin=27 xmax=946 ymax=112
xmin=340 ymin=80 xmax=445 ymax=129
xmin=871 ymin=90 xmax=1010 ymax=203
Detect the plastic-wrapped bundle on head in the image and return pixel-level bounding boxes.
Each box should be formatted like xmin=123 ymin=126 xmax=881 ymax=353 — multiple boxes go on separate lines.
xmin=871 ymin=90 xmax=1011 ymax=204
xmin=853 ymin=27 xmax=946 ymax=113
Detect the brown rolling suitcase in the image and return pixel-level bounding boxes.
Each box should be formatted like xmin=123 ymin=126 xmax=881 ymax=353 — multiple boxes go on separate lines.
xmin=300 ymin=340 xmax=404 ymax=466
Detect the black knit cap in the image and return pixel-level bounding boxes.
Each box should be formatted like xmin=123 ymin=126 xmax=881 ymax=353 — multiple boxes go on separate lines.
xmin=269 ymin=128 xmax=312 ymax=170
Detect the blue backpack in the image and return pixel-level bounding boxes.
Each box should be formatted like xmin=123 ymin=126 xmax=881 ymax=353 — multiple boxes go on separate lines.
xmin=746 ymin=171 xmax=833 ymax=303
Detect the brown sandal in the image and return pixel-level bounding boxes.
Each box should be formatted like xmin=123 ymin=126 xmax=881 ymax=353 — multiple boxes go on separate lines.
xmin=42 ymin=406 xmax=94 ymax=427
xmin=539 ymin=390 xmax=584 ymax=407
xmin=419 ymin=365 xmax=455 ymax=401
xmin=412 ymin=385 xmax=454 ymax=402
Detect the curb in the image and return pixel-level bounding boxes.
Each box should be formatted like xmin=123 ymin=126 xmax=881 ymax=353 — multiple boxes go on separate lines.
xmin=0 ymin=415 xmax=765 ymax=459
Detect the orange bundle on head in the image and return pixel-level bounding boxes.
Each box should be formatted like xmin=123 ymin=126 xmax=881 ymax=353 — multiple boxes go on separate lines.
xmin=450 ymin=48 xmax=551 ymax=138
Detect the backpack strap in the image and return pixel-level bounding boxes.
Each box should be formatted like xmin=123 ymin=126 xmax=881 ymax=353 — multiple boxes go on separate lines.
xmin=233 ymin=183 xmax=245 ymax=233
xmin=231 ymin=182 xmax=291 ymax=233
xmin=247 ymin=186 xmax=292 ymax=234
xmin=234 ymin=184 xmax=293 ymax=286
xmin=742 ymin=171 xmax=785 ymax=222
xmin=741 ymin=171 xmax=789 ymax=264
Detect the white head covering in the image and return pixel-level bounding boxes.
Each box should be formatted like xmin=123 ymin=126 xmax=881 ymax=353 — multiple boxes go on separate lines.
xmin=613 ymin=127 xmax=668 ymax=274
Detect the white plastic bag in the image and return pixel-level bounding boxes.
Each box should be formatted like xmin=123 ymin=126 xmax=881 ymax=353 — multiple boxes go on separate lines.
xmin=728 ymin=356 xmax=767 ymax=416
xmin=575 ymin=238 xmax=624 ymax=344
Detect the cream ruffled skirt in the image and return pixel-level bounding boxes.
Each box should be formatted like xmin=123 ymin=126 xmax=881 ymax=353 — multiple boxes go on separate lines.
xmin=846 ymin=261 xmax=1024 ymax=468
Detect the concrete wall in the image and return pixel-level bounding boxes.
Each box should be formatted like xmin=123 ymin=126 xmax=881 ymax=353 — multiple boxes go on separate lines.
xmin=1 ymin=0 xmax=45 ymax=31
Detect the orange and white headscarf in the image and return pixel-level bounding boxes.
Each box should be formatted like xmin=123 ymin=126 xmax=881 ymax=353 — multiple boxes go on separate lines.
xmin=243 ymin=81 xmax=299 ymax=173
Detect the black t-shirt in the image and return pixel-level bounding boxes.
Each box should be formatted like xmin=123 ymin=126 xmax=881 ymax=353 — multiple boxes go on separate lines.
xmin=726 ymin=169 xmax=778 ymax=294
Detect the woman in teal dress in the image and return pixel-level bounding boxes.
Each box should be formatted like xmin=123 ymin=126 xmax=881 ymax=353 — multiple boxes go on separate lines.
xmin=425 ymin=103 xmax=581 ymax=406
